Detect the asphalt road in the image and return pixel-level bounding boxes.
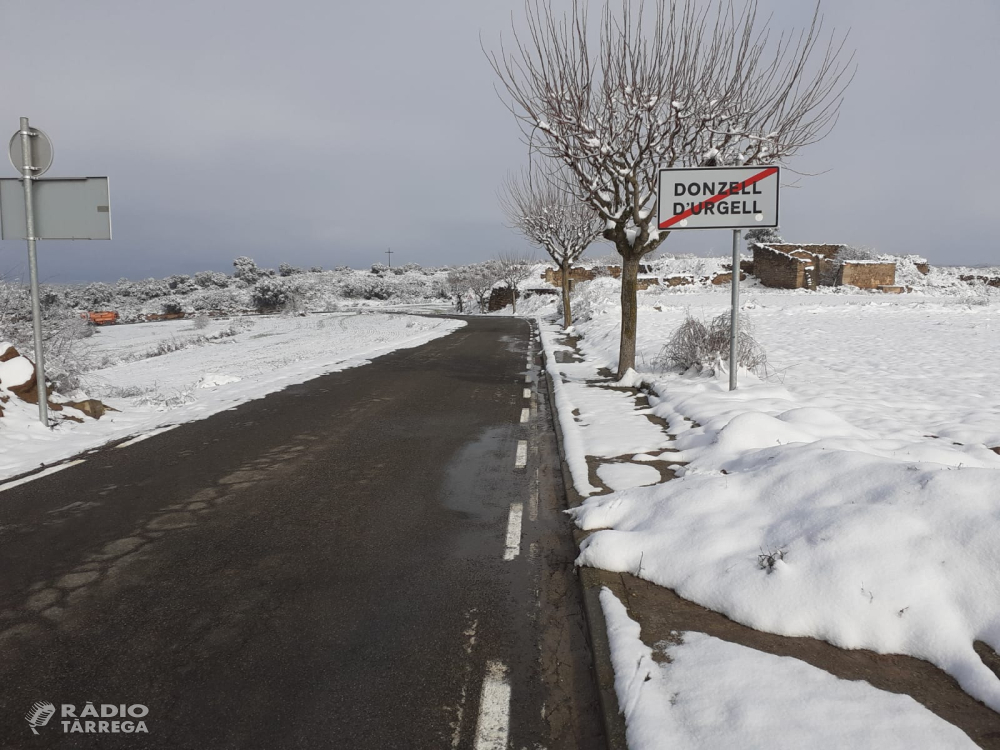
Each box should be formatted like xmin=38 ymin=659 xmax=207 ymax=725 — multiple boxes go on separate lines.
xmin=0 ymin=316 xmax=603 ymax=749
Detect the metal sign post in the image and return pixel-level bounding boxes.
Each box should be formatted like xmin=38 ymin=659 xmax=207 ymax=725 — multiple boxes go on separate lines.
xmin=18 ymin=118 xmax=49 ymax=425
xmin=657 ymin=166 xmax=780 ymax=391
xmin=1 ymin=118 xmax=112 ymax=427
xmin=729 ymin=229 xmax=740 ymax=391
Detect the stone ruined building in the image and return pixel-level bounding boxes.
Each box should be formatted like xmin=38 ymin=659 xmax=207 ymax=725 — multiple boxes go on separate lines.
xmin=541 ymin=265 xmax=661 ymax=290
xmin=752 ymin=244 xmax=899 ymax=291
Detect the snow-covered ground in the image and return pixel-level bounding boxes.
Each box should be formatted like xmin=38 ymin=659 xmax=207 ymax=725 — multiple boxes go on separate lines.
xmin=0 ymin=312 xmax=464 ymax=483
xmin=536 ymin=273 xmax=1000 ymax=742
xmin=600 ymin=588 xmax=978 ymax=749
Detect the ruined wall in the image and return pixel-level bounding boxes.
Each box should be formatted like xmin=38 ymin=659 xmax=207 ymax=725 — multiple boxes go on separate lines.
xmin=838 ymin=262 xmax=896 ymax=289
xmin=542 ymin=265 xmax=650 ymax=287
xmin=487 ymin=286 xmax=517 ymax=311
xmin=751 ymin=245 xmax=810 ymax=289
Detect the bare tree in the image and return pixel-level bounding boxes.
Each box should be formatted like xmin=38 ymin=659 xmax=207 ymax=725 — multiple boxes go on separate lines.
xmin=487 ymin=0 xmax=853 ymax=377
xmin=466 ymin=261 xmax=503 ymax=313
xmin=446 ymin=269 xmax=471 ymax=312
xmin=499 ymin=168 xmax=603 ymax=327
xmin=495 ymin=253 xmax=536 ymax=314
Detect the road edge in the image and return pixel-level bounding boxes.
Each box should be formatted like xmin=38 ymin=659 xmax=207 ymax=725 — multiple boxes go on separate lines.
xmin=533 ymin=319 xmax=628 ymax=750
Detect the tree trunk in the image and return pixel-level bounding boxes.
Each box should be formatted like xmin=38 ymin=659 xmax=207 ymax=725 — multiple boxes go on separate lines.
xmin=560 ymin=260 xmax=572 ymax=329
xmin=617 ymin=252 xmax=641 ymax=379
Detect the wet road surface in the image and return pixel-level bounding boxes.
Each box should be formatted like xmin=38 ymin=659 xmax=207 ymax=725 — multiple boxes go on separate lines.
xmin=0 ymin=316 xmax=602 ymax=749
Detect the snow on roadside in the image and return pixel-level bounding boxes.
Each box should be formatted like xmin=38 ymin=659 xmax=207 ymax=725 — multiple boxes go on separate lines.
xmin=599 ymin=588 xmax=978 ymax=750
xmin=0 ymin=313 xmax=464 ymax=482
xmin=542 ymin=281 xmax=1000 ymax=714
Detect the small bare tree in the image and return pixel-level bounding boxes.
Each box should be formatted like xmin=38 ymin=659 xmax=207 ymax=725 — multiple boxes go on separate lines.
xmin=466 ymin=261 xmax=503 ymax=313
xmin=446 ymin=269 xmax=471 ymax=312
xmin=499 ymin=168 xmax=603 ymax=327
xmin=495 ymin=253 xmax=536 ymax=314
xmin=488 ymin=0 xmax=853 ymax=377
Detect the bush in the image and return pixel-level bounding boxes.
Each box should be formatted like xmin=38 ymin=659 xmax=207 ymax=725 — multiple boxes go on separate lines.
xmin=251 ymin=276 xmax=289 ymax=310
xmin=194 ymin=270 xmax=231 ymax=289
xmin=162 ymin=299 xmax=184 ymax=315
xmin=654 ymin=310 xmax=767 ymax=376
xmin=0 ymin=280 xmax=95 ymax=392
xmin=745 ymin=226 xmax=783 ymax=250
xmin=233 ymin=256 xmax=262 ymax=285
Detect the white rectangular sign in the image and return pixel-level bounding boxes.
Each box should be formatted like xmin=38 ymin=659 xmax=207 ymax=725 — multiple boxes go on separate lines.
xmin=0 ymin=177 xmax=111 ymax=240
xmin=658 ymin=166 xmax=779 ymax=230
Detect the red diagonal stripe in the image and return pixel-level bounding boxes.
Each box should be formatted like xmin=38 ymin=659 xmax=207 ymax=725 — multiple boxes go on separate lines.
xmin=659 ymin=167 xmax=778 ymax=230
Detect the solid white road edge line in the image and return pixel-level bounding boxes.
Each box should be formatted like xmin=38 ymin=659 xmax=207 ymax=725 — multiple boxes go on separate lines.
xmin=503 ymin=502 xmax=524 ymax=561
xmin=520 ymin=408 xmax=530 ymax=423
xmin=473 ymin=661 xmax=511 ymax=750
xmin=0 ymin=460 xmax=86 ymax=493
xmin=116 ymin=424 xmax=181 ymax=448
xmin=515 ymin=441 xmax=528 ymax=468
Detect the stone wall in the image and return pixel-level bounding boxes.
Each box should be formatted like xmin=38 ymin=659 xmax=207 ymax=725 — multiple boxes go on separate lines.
xmin=838 ymin=262 xmax=896 ymax=289
xmin=487 ymin=286 xmax=517 ymax=311
xmin=542 ymin=265 xmax=651 ymax=287
xmin=751 ymin=245 xmax=811 ymax=289
xmin=752 ymin=243 xmax=898 ymax=291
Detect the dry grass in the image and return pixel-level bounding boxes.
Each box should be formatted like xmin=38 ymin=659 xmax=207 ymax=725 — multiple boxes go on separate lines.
xmin=654 ymin=311 xmax=768 ymax=376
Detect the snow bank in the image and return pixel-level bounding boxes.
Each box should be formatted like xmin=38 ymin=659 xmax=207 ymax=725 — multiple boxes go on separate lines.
xmin=600 ymin=588 xmax=978 ymax=749
xmin=0 ymin=314 xmax=464 ymax=482
xmin=543 ymin=280 xmax=1000 ymax=712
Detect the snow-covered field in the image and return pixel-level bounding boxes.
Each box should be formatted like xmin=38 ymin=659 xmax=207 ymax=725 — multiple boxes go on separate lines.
xmin=600 ymin=588 xmax=978 ymax=749
xmin=0 ymin=312 xmax=464 ymax=483
xmin=537 ymin=274 xmax=1000 ymax=742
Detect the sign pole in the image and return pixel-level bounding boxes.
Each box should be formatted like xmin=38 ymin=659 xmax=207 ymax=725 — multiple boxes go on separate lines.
xmin=18 ymin=117 xmax=49 ymax=426
xmin=729 ymin=228 xmax=740 ymax=391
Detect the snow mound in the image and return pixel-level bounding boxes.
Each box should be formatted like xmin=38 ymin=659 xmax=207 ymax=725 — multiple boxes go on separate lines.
xmin=197 ymin=373 xmax=242 ymax=389
xmin=0 ymin=356 xmax=35 ymax=389
xmin=600 ymin=588 xmax=977 ymax=750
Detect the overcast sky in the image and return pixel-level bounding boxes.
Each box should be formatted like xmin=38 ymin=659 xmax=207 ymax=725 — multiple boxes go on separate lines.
xmin=1 ymin=0 xmax=997 ymax=283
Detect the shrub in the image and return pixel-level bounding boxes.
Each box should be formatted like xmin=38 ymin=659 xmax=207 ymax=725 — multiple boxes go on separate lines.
xmin=745 ymin=226 xmax=783 ymax=250
xmin=194 ymin=270 xmax=231 ymax=289
xmin=162 ymin=299 xmax=184 ymax=315
xmin=654 ymin=310 xmax=768 ymax=376
xmin=0 ymin=280 xmax=95 ymax=392
xmin=251 ymin=276 xmax=289 ymax=311
xmin=233 ymin=256 xmax=262 ymax=285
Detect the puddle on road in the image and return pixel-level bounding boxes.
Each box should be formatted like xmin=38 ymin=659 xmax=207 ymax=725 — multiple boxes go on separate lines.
xmin=440 ymin=427 xmax=508 ymax=521
xmin=499 ymin=335 xmax=526 ymax=357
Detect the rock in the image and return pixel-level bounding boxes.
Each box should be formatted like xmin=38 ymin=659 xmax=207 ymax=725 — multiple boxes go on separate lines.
xmin=63 ymin=399 xmax=115 ymax=419
xmin=0 ymin=345 xmax=18 ymax=362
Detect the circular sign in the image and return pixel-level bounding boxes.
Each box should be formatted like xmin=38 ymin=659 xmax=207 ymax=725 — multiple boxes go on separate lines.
xmin=8 ymin=126 xmax=54 ymax=177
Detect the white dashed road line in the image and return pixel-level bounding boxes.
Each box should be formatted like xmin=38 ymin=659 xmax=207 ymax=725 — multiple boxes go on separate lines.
xmin=473 ymin=661 xmax=511 ymax=750
xmin=520 ymin=408 xmax=530 ymax=424
xmin=503 ymin=502 xmax=524 ymax=561
xmin=514 ymin=441 xmax=528 ymax=468
xmin=522 ymin=388 xmax=531 ymax=399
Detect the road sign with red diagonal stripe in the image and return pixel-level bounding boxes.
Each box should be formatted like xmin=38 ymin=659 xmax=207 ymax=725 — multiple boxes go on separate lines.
xmin=658 ymin=166 xmax=779 ymax=230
